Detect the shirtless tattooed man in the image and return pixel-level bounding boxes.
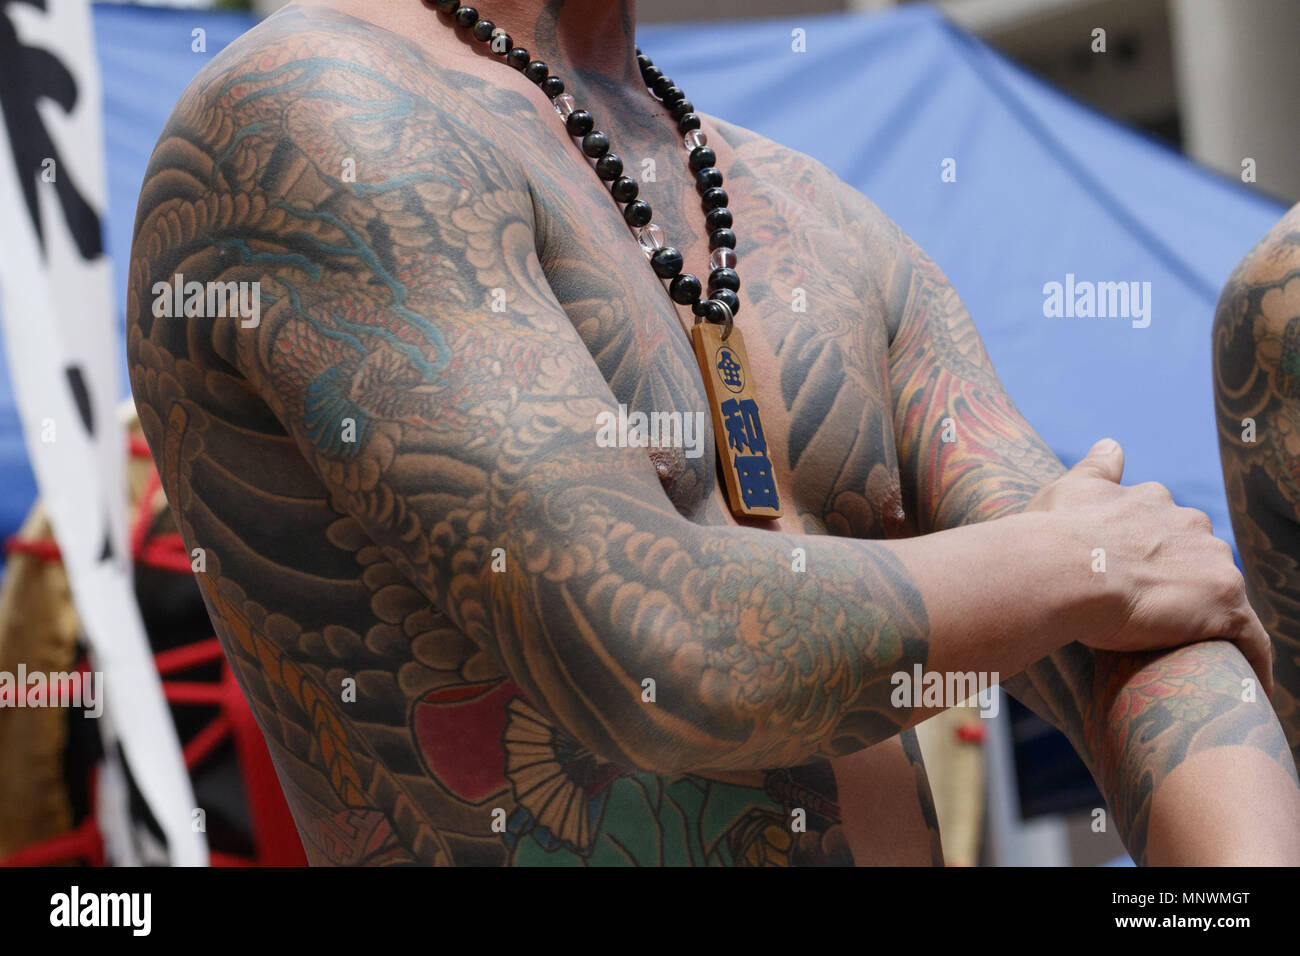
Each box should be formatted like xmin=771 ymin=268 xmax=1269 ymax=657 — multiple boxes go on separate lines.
xmin=127 ymin=0 xmax=1300 ymax=866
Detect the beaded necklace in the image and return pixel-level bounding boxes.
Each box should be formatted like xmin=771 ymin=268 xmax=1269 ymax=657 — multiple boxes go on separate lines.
xmin=426 ymin=1 xmax=781 ymax=518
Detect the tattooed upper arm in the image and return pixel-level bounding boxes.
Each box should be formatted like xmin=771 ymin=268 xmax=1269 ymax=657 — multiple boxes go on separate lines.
xmin=879 ymin=220 xmax=1065 ymax=531
xmin=1213 ymin=202 xmax=1300 ymax=767
xmin=128 ymin=17 xmax=935 ymax=776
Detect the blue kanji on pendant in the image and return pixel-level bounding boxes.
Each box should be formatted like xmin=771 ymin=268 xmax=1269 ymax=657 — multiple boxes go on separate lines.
xmin=734 ymin=454 xmax=779 ymax=510
xmin=715 ymin=346 xmax=744 ymax=393
xmin=720 ymin=397 xmax=767 ymax=456
xmin=721 ymin=398 xmax=778 ymax=509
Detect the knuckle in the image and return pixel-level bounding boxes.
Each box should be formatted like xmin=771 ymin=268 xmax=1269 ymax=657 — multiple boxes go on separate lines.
xmin=1216 ymin=601 xmax=1248 ymax=640
xmin=1217 ymin=567 xmax=1247 ymax=603
xmin=1137 ymin=481 xmax=1174 ymax=503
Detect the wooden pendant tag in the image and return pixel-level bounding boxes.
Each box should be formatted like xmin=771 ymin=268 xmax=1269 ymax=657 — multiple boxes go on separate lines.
xmin=691 ymin=321 xmax=782 ymax=519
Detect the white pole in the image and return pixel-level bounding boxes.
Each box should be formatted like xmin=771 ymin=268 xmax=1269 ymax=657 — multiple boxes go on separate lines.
xmin=1171 ymin=0 xmax=1300 ymax=202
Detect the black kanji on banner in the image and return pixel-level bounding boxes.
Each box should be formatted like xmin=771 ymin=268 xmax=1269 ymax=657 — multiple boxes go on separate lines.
xmin=0 ymin=0 xmax=102 ymax=260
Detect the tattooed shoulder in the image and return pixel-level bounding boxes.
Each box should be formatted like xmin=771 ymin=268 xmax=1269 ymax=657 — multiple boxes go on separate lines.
xmin=1213 ymin=201 xmax=1300 ymax=767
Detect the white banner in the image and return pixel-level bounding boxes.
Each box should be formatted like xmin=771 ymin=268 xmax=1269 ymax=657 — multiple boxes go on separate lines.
xmin=0 ymin=0 xmax=204 ymax=866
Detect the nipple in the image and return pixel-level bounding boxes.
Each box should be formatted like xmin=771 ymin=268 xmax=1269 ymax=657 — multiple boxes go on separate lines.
xmin=647 ymin=446 xmax=686 ymax=496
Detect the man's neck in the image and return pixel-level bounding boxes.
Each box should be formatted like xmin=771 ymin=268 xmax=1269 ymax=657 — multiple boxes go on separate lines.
xmin=300 ymin=1 xmax=650 ymax=127
xmin=470 ymin=0 xmax=638 ymax=96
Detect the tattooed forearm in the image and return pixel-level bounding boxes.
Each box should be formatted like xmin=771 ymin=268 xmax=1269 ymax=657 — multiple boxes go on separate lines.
xmin=1213 ymin=202 xmax=1300 ymax=769
xmin=1006 ymin=638 xmax=1295 ymax=860
xmin=882 ymin=218 xmax=1297 ymax=862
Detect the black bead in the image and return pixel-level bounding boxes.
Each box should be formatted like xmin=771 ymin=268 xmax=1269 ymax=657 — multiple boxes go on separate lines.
xmin=708 ymin=228 xmax=736 ymax=250
xmin=700 ymin=300 xmax=731 ymax=324
xmin=642 ymin=65 xmax=662 ymax=85
xmin=454 ymin=6 xmax=477 ymax=28
xmin=711 ymin=288 xmax=741 ymax=318
xmin=670 ymin=100 xmax=695 ymax=121
xmin=705 ymin=207 xmax=733 ymax=231
xmin=472 ymin=18 xmax=494 ymax=41
xmin=524 ymin=60 xmax=549 ymax=84
xmin=701 ymin=187 xmax=729 ymax=211
xmin=669 ymin=273 xmax=703 ymax=305
xmin=688 ymin=146 xmax=716 ymax=172
xmin=623 ymin=200 xmax=653 ymax=228
xmin=506 ymin=48 xmax=531 ymax=70
xmin=565 ymin=109 xmax=593 ymax=137
xmin=662 ymin=87 xmax=685 ymax=107
xmin=708 ymin=267 xmax=740 ymax=293
xmin=695 ymin=167 xmax=724 ymax=192
xmin=651 ymin=76 xmax=674 ymax=97
xmin=677 ymin=113 xmax=702 ymax=134
xmin=595 ymin=154 xmax=623 ymax=180
xmin=650 ymin=246 xmax=684 ymax=279
xmin=489 ymin=32 xmax=512 ymax=55
xmin=637 ymin=54 xmax=652 ymax=71
xmin=610 ymin=177 xmax=639 ymax=203
xmin=692 ymin=299 xmax=713 ymax=317
xmin=434 ymin=0 xmax=459 ymax=13
xmin=541 ymin=76 xmax=565 ymax=98
xmin=582 ymin=131 xmax=611 ymax=158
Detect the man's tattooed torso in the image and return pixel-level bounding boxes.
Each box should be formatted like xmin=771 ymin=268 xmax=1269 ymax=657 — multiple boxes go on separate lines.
xmin=127 ymin=6 xmax=934 ymax=865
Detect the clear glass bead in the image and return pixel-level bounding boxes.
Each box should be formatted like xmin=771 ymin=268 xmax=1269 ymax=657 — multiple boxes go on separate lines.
xmin=637 ymin=223 xmax=665 ymax=256
xmin=684 ymin=129 xmax=708 ymax=150
xmin=709 ymin=247 xmax=737 ymax=270
xmin=554 ymin=93 xmax=577 ymax=117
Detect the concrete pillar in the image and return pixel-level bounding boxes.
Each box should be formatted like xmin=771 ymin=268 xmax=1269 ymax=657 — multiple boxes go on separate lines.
xmin=1171 ymin=0 xmax=1300 ymax=202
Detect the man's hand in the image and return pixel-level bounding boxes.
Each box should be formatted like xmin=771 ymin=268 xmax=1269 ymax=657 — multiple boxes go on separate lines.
xmin=1024 ymin=437 xmax=1273 ymax=695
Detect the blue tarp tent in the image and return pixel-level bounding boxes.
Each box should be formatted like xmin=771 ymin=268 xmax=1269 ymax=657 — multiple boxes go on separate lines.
xmin=0 ymin=2 xmax=1286 ymax=552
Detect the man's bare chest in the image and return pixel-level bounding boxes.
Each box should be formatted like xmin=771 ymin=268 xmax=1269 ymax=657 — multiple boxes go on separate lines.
xmin=526 ymin=124 xmax=907 ymax=539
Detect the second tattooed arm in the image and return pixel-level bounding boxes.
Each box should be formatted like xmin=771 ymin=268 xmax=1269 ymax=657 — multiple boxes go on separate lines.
xmin=880 ymin=212 xmax=1300 ymax=864
xmin=1214 ymin=201 xmax=1300 ymax=773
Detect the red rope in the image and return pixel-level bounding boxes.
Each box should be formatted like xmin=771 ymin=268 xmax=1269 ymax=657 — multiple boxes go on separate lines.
xmin=0 ymin=815 xmax=103 ymax=867
xmin=153 ymin=638 xmax=224 ymax=676
xmin=137 ymin=536 xmax=193 ymax=575
xmin=161 ymin=681 xmax=228 ymax=706
xmin=4 ymin=537 xmax=61 ymax=562
xmin=183 ymin=713 xmax=233 ymax=768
